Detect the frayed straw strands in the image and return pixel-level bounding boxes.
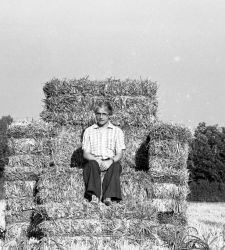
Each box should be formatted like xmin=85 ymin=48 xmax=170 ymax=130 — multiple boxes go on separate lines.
xmin=8 ymin=138 xmax=50 ymax=156
xmin=43 ymin=78 xmax=158 ymax=98
xmin=7 ymin=120 xmax=55 ymax=139
xmin=4 ymin=180 xmax=35 ymax=198
xmin=34 ymin=201 xmax=156 ymax=221
xmin=4 ymin=166 xmax=40 ymax=181
xmin=5 ymin=210 xmax=32 ymax=224
xmin=7 ymin=154 xmax=50 ymax=169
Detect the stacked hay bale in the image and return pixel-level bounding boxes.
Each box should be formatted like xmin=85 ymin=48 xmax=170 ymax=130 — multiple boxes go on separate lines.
xmin=33 ymin=78 xmax=163 ymax=249
xmin=40 ymin=78 xmax=158 ymax=170
xmin=148 ymin=122 xmax=192 ymax=245
xmin=3 ymin=120 xmax=52 ymax=247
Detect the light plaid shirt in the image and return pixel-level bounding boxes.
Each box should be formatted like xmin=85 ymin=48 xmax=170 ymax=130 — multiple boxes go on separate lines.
xmin=82 ymin=122 xmax=126 ymax=159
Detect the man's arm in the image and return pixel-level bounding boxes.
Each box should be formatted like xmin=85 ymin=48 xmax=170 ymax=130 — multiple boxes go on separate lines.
xmin=83 ymin=151 xmax=101 ymax=164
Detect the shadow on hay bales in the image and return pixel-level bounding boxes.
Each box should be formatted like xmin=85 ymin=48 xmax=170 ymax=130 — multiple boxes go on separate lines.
xmin=70 ymin=147 xmax=87 ymax=169
xmin=135 ymin=135 xmax=150 ymax=172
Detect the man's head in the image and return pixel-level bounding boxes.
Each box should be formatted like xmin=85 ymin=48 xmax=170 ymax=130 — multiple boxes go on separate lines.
xmin=94 ymin=101 xmax=113 ymax=127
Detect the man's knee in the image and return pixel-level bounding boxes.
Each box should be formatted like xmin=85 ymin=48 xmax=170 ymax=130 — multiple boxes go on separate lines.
xmin=112 ymin=162 xmax=122 ymax=172
xmin=87 ymin=160 xmax=100 ymax=169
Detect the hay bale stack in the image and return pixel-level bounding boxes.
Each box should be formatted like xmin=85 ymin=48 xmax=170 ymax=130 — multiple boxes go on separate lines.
xmin=41 ymin=78 xmax=158 ymax=127
xmin=4 ymin=120 xmax=52 ymax=243
xmin=41 ymin=78 xmax=158 ymax=170
xmin=148 ymin=122 xmax=192 ymax=243
xmin=33 ymin=166 xmax=161 ymax=249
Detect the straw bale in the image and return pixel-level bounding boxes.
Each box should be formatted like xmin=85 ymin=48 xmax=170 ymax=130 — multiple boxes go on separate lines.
xmin=8 ymin=138 xmax=50 ymax=155
xmin=4 ymin=180 xmax=36 ymax=198
xmin=34 ymin=200 xmax=156 ymax=221
xmin=150 ymin=168 xmax=189 ymax=186
xmin=38 ymin=235 xmax=157 ymax=250
xmin=121 ymin=170 xmax=153 ymax=202
xmin=41 ymin=109 xmax=156 ymax=127
xmin=38 ymin=218 xmax=157 ymax=238
xmin=152 ymin=198 xmax=187 ymax=213
xmin=44 ymin=95 xmax=158 ymax=117
xmin=4 ymin=166 xmax=40 ymax=181
xmin=152 ymin=183 xmax=189 ymax=200
xmin=5 ymin=210 xmax=32 ymax=224
xmin=149 ymin=139 xmax=189 ymax=159
xmin=5 ymin=222 xmax=30 ymax=241
xmin=36 ymin=168 xmax=84 ymax=203
xmin=157 ymin=211 xmax=187 ymax=226
xmin=148 ymin=122 xmax=192 ymax=144
xmin=149 ymin=157 xmax=187 ymax=172
xmin=43 ymin=78 xmax=158 ymax=98
xmin=50 ymin=126 xmax=85 ymax=168
xmin=6 ymin=197 xmax=35 ymax=212
xmin=8 ymin=154 xmax=50 ymax=168
xmin=36 ymin=167 xmax=153 ymax=204
xmin=7 ymin=120 xmax=55 ymax=139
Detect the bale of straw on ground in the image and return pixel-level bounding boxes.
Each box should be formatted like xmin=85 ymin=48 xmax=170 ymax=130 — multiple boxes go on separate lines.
xmin=38 ymin=235 xmax=159 ymax=250
xmin=7 ymin=154 xmax=50 ymax=169
xmin=4 ymin=166 xmax=40 ymax=181
xmin=4 ymin=180 xmax=36 ymax=198
xmin=43 ymin=78 xmax=158 ymax=98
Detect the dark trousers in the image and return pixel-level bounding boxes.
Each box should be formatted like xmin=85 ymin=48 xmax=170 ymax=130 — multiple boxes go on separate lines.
xmin=83 ymin=160 xmax=122 ymax=201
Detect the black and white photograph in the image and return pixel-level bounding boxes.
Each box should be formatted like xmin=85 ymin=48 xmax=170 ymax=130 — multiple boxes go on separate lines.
xmin=0 ymin=0 xmax=225 ymax=249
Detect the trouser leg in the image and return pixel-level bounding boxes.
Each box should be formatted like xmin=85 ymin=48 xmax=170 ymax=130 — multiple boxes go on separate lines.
xmin=102 ymin=162 xmax=122 ymax=201
xmin=83 ymin=160 xmax=101 ymax=200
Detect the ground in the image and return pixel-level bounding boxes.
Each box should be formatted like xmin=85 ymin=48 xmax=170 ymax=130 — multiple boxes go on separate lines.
xmin=0 ymin=201 xmax=224 ymax=249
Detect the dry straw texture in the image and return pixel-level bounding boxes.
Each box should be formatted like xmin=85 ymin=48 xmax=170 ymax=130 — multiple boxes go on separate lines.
xmin=7 ymin=154 xmax=50 ymax=169
xmin=41 ymin=78 xmax=158 ymax=127
xmin=36 ymin=167 xmax=153 ymax=204
xmin=7 ymin=120 xmax=55 ymax=139
xmin=5 ymin=210 xmax=32 ymax=224
xmin=8 ymin=138 xmax=50 ymax=156
xmin=38 ymin=235 xmax=159 ymax=250
xmin=5 ymin=222 xmax=30 ymax=241
xmin=4 ymin=180 xmax=35 ymax=198
xmin=4 ymin=166 xmax=40 ymax=181
xmin=148 ymin=121 xmax=191 ymax=236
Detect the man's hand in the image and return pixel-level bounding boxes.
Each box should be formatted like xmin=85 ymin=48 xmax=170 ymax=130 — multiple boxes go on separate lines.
xmin=100 ymin=159 xmax=113 ymax=171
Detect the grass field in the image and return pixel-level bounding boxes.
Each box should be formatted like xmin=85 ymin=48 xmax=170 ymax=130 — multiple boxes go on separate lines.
xmin=0 ymin=201 xmax=224 ymax=249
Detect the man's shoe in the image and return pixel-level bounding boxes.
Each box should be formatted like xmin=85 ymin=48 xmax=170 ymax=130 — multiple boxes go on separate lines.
xmin=91 ymin=195 xmax=99 ymax=204
xmin=103 ymin=198 xmax=112 ymax=206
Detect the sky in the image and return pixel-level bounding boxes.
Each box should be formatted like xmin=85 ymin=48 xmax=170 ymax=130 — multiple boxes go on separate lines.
xmin=0 ymin=0 xmax=224 ymax=128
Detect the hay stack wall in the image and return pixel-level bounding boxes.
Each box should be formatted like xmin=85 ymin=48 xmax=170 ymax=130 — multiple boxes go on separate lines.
xmin=41 ymin=78 xmax=158 ymax=170
xmin=4 ymin=120 xmax=52 ymax=246
xmin=31 ymin=78 xmax=163 ymax=249
xmin=148 ymin=122 xmax=192 ymax=244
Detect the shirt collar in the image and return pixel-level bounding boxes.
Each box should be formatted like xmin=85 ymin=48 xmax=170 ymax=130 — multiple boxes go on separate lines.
xmin=93 ymin=121 xmax=114 ymax=129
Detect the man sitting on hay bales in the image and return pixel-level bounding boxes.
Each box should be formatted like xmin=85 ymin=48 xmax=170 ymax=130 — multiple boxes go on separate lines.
xmin=82 ymin=101 xmax=126 ymax=206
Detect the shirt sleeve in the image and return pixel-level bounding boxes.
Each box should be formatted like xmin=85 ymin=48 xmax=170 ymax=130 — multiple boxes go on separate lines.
xmin=82 ymin=128 xmax=91 ymax=152
xmin=115 ymin=128 xmax=126 ymax=153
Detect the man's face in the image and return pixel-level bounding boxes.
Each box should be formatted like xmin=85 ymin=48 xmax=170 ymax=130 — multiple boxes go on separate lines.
xmin=95 ymin=107 xmax=110 ymax=126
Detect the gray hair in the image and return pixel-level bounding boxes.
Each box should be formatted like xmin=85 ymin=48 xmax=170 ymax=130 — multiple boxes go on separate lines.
xmin=94 ymin=101 xmax=113 ymax=115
